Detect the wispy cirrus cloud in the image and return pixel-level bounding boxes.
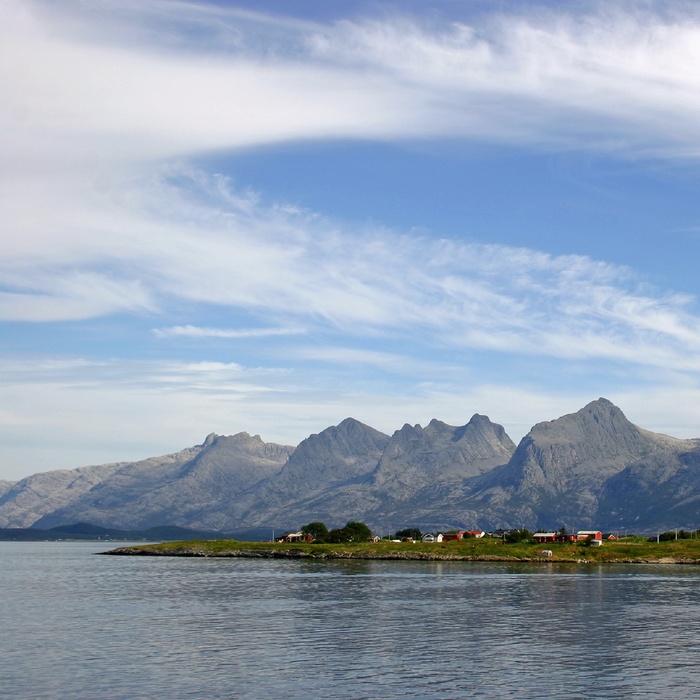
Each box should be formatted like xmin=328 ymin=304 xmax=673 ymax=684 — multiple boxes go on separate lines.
xmin=4 ymin=159 xmax=700 ymax=370
xmin=153 ymin=325 xmax=306 ymax=339
xmin=5 ymin=1 xmax=700 ymax=163
xmin=0 ymin=272 xmax=155 ymax=322
xmin=307 ymin=5 xmax=700 ymax=154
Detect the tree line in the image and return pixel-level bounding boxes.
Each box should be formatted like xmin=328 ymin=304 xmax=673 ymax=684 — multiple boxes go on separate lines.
xmin=300 ymin=521 xmax=372 ymax=543
xmin=298 ymin=522 xmax=541 ymax=544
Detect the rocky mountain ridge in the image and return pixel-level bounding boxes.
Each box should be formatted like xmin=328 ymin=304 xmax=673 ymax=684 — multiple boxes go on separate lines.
xmin=1 ymin=398 xmax=698 ymax=534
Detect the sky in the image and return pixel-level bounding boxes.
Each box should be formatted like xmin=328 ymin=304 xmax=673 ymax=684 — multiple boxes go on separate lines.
xmin=4 ymin=0 xmax=700 ymax=481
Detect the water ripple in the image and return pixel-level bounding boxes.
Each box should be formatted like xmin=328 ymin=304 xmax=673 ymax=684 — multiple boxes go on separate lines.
xmin=2 ymin=544 xmax=700 ymax=699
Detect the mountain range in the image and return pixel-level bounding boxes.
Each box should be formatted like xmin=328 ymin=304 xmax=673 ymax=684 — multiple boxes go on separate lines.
xmin=1 ymin=398 xmax=699 ymax=534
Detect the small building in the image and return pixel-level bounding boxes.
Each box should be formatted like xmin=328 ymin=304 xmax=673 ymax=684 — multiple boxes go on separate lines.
xmin=466 ymin=530 xmax=485 ymax=539
xmin=422 ymin=533 xmax=444 ymax=543
xmin=576 ymin=530 xmax=603 ymax=541
xmin=533 ymin=532 xmax=557 ymax=543
xmin=276 ymin=531 xmax=311 ymax=543
xmin=442 ymin=530 xmax=467 ymax=541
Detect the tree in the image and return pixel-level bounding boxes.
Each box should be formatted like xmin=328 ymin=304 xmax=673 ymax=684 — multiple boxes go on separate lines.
xmin=326 ymin=521 xmax=373 ymax=543
xmin=659 ymin=529 xmax=691 ymax=541
xmin=394 ymin=527 xmax=422 ymax=541
xmin=344 ymin=521 xmax=372 ymax=542
xmin=300 ymin=521 xmax=329 ymax=542
xmin=504 ymin=528 xmax=534 ymax=544
xmin=327 ymin=527 xmax=350 ymax=543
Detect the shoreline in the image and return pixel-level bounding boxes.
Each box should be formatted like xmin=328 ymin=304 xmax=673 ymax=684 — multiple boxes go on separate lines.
xmin=100 ymin=542 xmax=700 ymax=564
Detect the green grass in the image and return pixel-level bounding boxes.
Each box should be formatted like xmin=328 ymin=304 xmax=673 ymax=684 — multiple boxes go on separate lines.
xmin=105 ymin=536 xmax=700 ymax=563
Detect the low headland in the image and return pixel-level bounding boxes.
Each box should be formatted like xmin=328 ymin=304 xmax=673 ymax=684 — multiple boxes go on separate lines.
xmin=102 ymin=536 xmax=700 ymax=564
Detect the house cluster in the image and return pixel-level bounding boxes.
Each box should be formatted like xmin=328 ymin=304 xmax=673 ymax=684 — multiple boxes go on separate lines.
xmin=276 ymin=527 xmax=613 ymax=545
xmin=275 ymin=531 xmax=313 ymax=543
xmin=533 ymin=530 xmax=608 ymax=546
xmin=420 ymin=530 xmax=485 ymax=543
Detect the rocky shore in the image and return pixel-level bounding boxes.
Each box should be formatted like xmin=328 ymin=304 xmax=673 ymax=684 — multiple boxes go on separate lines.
xmin=102 ymin=545 xmax=560 ymax=561
xmin=100 ymin=542 xmax=700 ymax=564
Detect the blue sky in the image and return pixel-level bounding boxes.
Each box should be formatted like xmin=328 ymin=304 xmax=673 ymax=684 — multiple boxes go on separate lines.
xmin=3 ymin=0 xmax=700 ymax=480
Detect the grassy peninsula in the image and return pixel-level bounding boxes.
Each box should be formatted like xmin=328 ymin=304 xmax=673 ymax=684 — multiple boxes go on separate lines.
xmin=103 ymin=536 xmax=700 ymax=564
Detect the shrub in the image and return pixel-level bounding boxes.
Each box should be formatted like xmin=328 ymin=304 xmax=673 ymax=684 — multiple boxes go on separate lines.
xmin=504 ymin=528 xmax=534 ymax=544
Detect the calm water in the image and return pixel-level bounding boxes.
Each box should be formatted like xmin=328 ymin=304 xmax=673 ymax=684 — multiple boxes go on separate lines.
xmin=1 ymin=542 xmax=700 ymax=699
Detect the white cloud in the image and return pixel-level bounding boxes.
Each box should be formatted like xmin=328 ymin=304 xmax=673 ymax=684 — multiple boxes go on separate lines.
xmin=5 ymin=1 xmax=700 ymax=166
xmin=0 ymin=272 xmax=155 ymax=321
xmin=305 ymin=5 xmax=700 ymax=152
xmin=153 ymin=325 xmax=306 ymax=339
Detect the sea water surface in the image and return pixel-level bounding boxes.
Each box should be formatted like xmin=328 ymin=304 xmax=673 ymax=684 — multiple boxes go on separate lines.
xmin=1 ymin=541 xmax=700 ymax=699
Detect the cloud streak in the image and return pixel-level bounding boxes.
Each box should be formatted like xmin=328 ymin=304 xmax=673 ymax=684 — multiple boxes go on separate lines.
xmin=153 ymin=325 xmax=306 ymax=339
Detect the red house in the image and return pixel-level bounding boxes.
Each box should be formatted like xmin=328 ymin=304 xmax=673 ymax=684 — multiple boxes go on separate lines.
xmin=533 ymin=532 xmax=556 ymax=543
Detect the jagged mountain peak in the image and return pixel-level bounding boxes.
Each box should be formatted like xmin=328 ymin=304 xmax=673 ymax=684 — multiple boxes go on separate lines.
xmin=337 ymin=416 xmax=369 ymax=429
xmin=474 ymin=398 xmax=672 ymax=529
xmin=200 ymin=431 xmax=262 ymax=447
xmin=457 ymin=414 xmax=514 ymax=444
xmin=203 ymin=433 xmax=218 ymax=446
xmin=330 ymin=417 xmax=388 ymax=442
xmin=271 ymin=418 xmax=389 ymax=479
xmin=426 ymin=418 xmax=452 ymax=432
xmin=400 ymin=422 xmax=423 ymax=432
xmin=296 ymin=418 xmax=389 ymax=450
xmin=227 ymin=418 xmax=391 ymax=523
xmin=578 ymin=396 xmax=627 ymax=423
xmin=525 ymin=397 xmax=651 ymax=458
xmin=531 ymin=396 xmax=623 ymax=430
xmin=372 ymin=414 xmax=515 ymax=493
xmin=467 ymin=412 xmax=492 ymax=425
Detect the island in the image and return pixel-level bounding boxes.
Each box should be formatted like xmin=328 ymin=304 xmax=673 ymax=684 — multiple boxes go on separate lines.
xmin=101 ymin=536 xmax=700 ymax=564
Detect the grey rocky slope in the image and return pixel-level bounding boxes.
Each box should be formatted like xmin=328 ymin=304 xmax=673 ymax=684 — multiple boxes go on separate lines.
xmin=0 ymin=480 xmax=16 ymax=500
xmin=0 ymin=462 xmax=132 ymax=528
xmin=597 ymin=441 xmax=700 ymax=532
xmin=30 ymin=433 xmax=294 ymax=530
xmin=230 ymin=418 xmax=391 ymax=528
xmin=461 ymin=398 xmax=700 ymax=531
xmin=372 ymin=415 xmax=516 ymax=496
xmin=234 ymin=413 xmax=517 ymax=533
xmin=1 ymin=398 xmax=699 ymax=534
xmin=356 ymin=414 xmax=517 ymax=532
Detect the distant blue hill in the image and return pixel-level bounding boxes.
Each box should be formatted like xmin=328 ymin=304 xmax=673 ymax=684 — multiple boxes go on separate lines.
xmin=0 ymin=522 xmax=272 ymax=542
